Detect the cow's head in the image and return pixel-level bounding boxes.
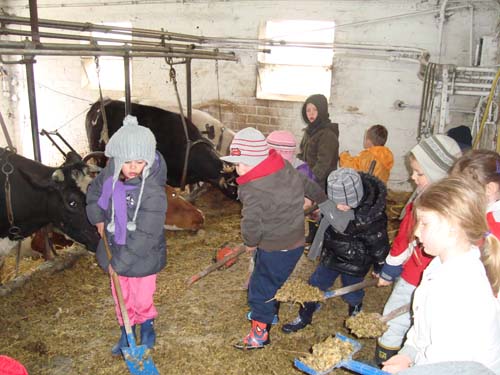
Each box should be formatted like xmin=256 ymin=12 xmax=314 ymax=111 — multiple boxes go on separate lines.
xmin=19 ymin=159 xmax=100 ymax=252
xmin=219 ymin=162 xmax=238 ymax=200
xmin=164 ymin=186 xmax=205 ymax=231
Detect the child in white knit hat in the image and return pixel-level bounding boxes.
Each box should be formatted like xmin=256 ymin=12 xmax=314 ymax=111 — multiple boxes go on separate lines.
xmin=374 ymin=134 xmax=462 ymax=366
xmin=86 ymin=115 xmax=167 ymax=356
xmin=221 ymin=127 xmax=327 ymax=350
xmin=282 ymin=167 xmax=389 ymax=333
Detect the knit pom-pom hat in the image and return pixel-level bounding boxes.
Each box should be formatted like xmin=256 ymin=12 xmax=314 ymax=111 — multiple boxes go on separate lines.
xmin=104 ymin=115 xmax=157 ymax=233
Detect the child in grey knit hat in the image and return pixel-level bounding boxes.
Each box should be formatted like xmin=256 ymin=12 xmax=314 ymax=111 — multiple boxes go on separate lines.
xmin=282 ymin=167 xmax=389 ymax=333
xmin=86 ymin=115 xmax=168 ymax=356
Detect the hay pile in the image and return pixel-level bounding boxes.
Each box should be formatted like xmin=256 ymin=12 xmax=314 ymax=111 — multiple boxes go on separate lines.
xmin=299 ymin=336 xmax=353 ymax=372
xmin=345 ymin=312 xmax=388 ymax=338
xmin=275 ymin=279 xmax=325 ymax=305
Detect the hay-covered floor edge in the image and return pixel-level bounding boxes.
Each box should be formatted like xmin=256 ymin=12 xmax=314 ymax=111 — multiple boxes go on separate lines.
xmin=0 ymin=187 xmax=410 ymax=375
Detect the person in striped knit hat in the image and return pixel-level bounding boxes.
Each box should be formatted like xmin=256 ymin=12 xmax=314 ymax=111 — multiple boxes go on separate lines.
xmin=222 ymin=127 xmax=327 ymax=350
xmin=374 ymin=134 xmax=462 ymax=365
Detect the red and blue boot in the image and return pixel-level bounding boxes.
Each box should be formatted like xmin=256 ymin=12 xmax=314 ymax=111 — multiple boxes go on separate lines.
xmin=234 ymin=320 xmax=270 ymax=350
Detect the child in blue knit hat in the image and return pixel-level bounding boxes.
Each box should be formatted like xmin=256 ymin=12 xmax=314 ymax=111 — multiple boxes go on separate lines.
xmin=86 ymin=115 xmax=167 ymax=356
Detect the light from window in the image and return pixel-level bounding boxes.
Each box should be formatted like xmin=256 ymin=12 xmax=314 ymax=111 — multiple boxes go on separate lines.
xmin=81 ymin=22 xmax=132 ymax=91
xmin=257 ymin=20 xmax=335 ymax=102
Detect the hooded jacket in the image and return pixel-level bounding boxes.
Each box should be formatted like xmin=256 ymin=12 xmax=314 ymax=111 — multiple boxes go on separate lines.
xmin=340 ymin=146 xmax=394 ymax=184
xmin=297 ymin=94 xmax=339 ymax=189
xmin=86 ymin=151 xmax=167 ymax=277
xmin=319 ymin=173 xmax=389 ymax=277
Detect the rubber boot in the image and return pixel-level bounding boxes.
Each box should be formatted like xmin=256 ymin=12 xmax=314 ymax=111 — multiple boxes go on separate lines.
xmin=282 ymin=302 xmax=319 ymax=333
xmin=140 ymin=319 xmax=156 ymax=350
xmin=374 ymin=341 xmax=400 ymax=366
xmin=111 ymin=325 xmax=136 ymax=356
xmin=234 ymin=320 xmax=270 ymax=350
xmin=348 ymin=302 xmax=363 ymax=317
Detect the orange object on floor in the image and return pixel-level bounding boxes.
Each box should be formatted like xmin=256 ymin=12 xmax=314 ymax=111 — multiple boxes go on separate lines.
xmin=214 ymin=246 xmax=239 ymax=268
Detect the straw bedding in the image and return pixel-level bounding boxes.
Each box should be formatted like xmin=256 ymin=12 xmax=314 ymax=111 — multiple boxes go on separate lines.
xmin=0 ymin=187 xmax=409 ymax=374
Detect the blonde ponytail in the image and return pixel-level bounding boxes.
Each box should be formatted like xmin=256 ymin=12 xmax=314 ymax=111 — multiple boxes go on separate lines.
xmin=482 ymin=234 xmax=500 ymax=296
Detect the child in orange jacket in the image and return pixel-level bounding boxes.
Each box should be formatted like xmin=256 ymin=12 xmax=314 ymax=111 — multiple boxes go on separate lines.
xmin=340 ymin=124 xmax=394 ymax=184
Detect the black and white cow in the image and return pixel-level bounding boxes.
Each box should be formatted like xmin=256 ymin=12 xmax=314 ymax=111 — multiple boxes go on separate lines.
xmin=0 ymin=148 xmax=100 ymax=253
xmin=85 ymin=100 xmax=237 ymax=199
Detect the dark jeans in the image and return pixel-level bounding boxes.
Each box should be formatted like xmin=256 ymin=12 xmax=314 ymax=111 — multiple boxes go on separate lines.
xmin=309 ymin=264 xmax=364 ymax=306
xmin=248 ymin=246 xmax=303 ymax=324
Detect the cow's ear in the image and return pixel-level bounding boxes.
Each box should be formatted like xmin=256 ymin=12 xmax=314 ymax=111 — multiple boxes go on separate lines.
xmin=52 ymin=169 xmax=65 ymax=182
xmin=63 ymin=151 xmax=82 ymax=166
xmin=18 ymin=168 xmax=56 ymax=189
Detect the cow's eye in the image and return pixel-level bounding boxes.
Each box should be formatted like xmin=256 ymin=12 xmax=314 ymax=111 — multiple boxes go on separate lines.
xmin=69 ymin=200 xmax=77 ymax=208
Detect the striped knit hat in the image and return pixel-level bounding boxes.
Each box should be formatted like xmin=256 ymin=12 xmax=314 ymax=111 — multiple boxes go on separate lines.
xmin=266 ymin=130 xmax=297 ymax=163
xmin=411 ymin=134 xmax=462 ymax=182
xmin=327 ymin=168 xmax=364 ymax=208
xmin=221 ymin=127 xmax=269 ymax=166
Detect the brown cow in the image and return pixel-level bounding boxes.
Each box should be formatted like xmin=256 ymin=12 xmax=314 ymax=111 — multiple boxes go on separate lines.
xmin=31 ymin=229 xmax=74 ymax=259
xmin=164 ymin=186 xmax=205 ymax=231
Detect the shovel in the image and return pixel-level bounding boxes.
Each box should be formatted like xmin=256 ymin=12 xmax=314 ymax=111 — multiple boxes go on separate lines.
xmin=324 ymin=278 xmax=378 ymax=300
xmin=102 ymin=231 xmax=159 ymax=375
xmin=379 ymin=303 xmax=411 ymax=323
xmin=294 ymin=333 xmax=390 ymax=375
xmin=186 ymin=244 xmax=246 ymax=287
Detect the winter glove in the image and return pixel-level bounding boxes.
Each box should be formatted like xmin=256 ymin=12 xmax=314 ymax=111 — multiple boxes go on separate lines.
xmin=318 ymin=199 xmax=350 ymax=233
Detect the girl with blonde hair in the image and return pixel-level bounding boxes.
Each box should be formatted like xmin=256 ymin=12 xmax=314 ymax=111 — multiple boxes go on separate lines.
xmin=382 ymin=177 xmax=500 ymax=374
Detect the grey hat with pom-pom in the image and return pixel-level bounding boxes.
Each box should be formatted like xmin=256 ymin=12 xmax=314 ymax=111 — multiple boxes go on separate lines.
xmin=104 ymin=115 xmax=157 ymax=233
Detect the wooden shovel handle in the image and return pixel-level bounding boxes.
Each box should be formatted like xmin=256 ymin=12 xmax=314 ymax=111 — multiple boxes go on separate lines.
xmin=102 ymin=231 xmax=135 ymax=343
xmin=186 ymin=245 xmax=246 ymax=287
xmin=380 ymin=303 xmax=411 ymax=323
xmin=324 ymin=278 xmax=378 ymax=299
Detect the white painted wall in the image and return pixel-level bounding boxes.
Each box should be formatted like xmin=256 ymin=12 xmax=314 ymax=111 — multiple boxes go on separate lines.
xmin=2 ymin=0 xmax=499 ymax=190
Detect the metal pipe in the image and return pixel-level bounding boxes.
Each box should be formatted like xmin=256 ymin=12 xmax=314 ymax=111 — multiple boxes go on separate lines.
xmin=27 ymin=0 xmax=41 ymax=162
xmin=332 ymin=5 xmax=471 ymax=30
xmin=0 ymin=48 xmax=237 ymax=60
xmin=451 ymin=82 xmax=493 ymax=89
xmin=0 ymin=40 xmax=237 ymax=59
xmin=469 ymin=5 xmax=474 ymax=66
xmin=124 ymin=54 xmax=131 ymax=115
xmin=448 ymin=90 xmax=490 ymax=96
xmin=0 ymin=14 xmax=432 ymax=55
xmin=437 ymin=0 xmax=449 ymax=64
xmin=0 ymin=27 xmax=187 ymax=49
xmin=186 ymin=58 xmax=192 ymax=121
xmin=456 ymin=66 xmax=497 ymax=73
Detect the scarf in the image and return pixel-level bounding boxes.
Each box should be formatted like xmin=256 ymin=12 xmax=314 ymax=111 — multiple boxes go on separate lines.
xmin=97 ymin=176 xmax=138 ymax=245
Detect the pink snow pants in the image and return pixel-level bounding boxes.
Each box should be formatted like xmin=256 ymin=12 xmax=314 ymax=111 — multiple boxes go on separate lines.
xmin=110 ymin=274 xmax=158 ymax=326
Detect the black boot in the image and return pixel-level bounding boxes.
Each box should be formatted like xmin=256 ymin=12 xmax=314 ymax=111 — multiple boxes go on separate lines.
xmin=111 ymin=325 xmax=136 ymax=356
xmin=305 ymin=220 xmax=319 ymax=246
xmin=348 ymin=303 xmax=363 ymax=317
xmin=140 ymin=319 xmax=156 ymax=350
xmin=282 ymin=302 xmax=319 ymax=333
xmin=374 ymin=341 xmax=400 ymax=366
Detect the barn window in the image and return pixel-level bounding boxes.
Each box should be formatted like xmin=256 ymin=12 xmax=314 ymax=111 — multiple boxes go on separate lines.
xmin=81 ymin=22 xmax=132 ymax=91
xmin=257 ymin=20 xmax=335 ymax=102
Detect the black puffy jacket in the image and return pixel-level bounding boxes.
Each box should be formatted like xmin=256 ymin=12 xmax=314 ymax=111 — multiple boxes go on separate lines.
xmin=319 ymin=173 xmax=389 ymax=277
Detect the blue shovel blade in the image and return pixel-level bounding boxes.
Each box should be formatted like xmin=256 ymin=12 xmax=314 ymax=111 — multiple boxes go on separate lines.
xmin=121 ymin=344 xmax=159 ymax=375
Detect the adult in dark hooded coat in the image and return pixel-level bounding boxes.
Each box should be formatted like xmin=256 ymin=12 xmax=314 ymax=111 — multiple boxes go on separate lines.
xmin=297 ymin=94 xmax=339 ymax=190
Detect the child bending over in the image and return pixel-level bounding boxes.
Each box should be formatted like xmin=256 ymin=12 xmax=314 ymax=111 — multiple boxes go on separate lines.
xmin=221 ymin=127 xmax=327 ymax=350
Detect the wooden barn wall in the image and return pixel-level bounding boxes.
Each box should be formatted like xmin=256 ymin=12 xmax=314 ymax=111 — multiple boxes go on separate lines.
xmin=1 ymin=0 xmax=499 ymax=190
